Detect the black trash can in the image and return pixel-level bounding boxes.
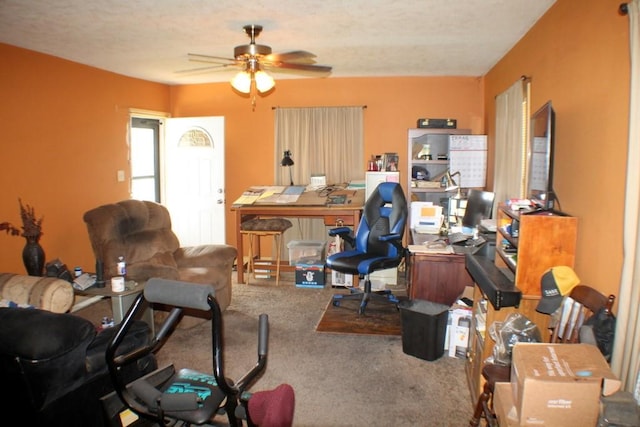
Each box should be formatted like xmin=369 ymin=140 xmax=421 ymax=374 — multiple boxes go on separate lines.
xmin=398 ymin=299 xmax=449 ymax=361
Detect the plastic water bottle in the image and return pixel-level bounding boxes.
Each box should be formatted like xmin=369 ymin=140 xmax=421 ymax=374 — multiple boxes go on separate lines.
xmin=116 ymin=256 xmax=126 ymax=277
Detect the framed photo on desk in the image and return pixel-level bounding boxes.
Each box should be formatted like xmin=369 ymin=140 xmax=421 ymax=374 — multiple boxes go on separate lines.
xmin=383 ymin=152 xmax=399 ymax=171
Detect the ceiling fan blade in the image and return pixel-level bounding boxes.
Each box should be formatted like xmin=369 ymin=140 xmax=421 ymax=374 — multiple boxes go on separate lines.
xmin=175 ymin=64 xmax=238 ymax=75
xmin=265 ymin=50 xmax=317 ymax=63
xmin=188 ymin=53 xmax=238 ymax=65
xmin=267 ymin=62 xmax=332 ymax=73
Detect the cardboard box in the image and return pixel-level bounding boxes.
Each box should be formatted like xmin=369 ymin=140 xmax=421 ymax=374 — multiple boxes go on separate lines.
xmin=494 ymin=382 xmax=520 ymax=427
xmin=367 ymin=268 xmax=397 ymax=291
xmin=511 ymin=343 xmax=621 ymax=426
xmin=295 ymin=263 xmax=325 ymax=288
xmin=447 ymin=307 xmax=472 ymax=357
xmin=331 ymin=270 xmax=353 ymax=287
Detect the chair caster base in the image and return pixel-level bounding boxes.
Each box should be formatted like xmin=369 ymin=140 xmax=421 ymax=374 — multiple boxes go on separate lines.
xmin=332 ymin=289 xmax=399 ymax=315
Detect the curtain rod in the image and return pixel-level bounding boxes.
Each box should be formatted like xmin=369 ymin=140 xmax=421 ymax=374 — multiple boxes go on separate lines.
xmin=620 ymin=3 xmax=628 ymax=15
xmin=271 ymin=105 xmax=367 ymax=110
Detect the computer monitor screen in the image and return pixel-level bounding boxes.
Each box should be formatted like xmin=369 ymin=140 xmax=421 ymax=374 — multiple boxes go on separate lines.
xmin=462 ymin=190 xmax=495 ymax=228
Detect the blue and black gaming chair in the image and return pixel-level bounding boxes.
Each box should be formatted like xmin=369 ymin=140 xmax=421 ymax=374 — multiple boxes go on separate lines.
xmin=326 ymin=182 xmax=408 ymax=314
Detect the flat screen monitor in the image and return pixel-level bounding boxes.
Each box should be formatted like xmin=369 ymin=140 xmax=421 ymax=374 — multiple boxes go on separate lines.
xmin=527 ymin=101 xmax=556 ymax=210
xmin=462 ymin=189 xmax=495 ymax=229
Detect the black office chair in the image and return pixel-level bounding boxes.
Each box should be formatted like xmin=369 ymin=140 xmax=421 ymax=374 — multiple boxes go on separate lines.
xmin=326 ymin=182 xmax=408 ymax=315
xmin=105 ymin=278 xmax=295 ymax=427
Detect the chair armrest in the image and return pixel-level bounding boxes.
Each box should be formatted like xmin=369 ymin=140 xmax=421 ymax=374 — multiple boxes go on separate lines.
xmin=328 ymin=227 xmax=355 ymax=247
xmin=378 ymin=233 xmax=401 ymax=242
xmin=328 ymin=226 xmax=351 ymax=237
xmin=377 ymin=233 xmax=405 ymax=258
xmin=174 ymin=245 xmax=237 ymax=270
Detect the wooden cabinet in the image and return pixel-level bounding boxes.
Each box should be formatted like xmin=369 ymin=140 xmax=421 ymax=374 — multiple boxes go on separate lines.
xmin=465 ymin=204 xmax=578 ymax=402
xmin=407 ymin=252 xmax=474 ymax=306
xmin=494 ymin=205 xmax=578 ymax=295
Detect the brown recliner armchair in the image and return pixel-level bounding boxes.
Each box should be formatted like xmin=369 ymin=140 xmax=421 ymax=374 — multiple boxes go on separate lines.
xmin=83 ymin=200 xmax=237 ymax=326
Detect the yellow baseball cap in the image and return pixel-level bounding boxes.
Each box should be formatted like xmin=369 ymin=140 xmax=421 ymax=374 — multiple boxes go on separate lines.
xmin=536 ymin=266 xmax=580 ymax=314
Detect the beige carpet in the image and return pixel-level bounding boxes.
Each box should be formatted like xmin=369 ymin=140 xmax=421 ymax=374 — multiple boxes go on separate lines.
xmin=74 ymin=272 xmax=473 ymax=426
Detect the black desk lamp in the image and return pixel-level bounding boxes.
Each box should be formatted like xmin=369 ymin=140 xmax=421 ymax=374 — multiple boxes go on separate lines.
xmin=281 ymin=150 xmax=294 ymax=185
xmin=444 ymin=170 xmax=463 ymax=229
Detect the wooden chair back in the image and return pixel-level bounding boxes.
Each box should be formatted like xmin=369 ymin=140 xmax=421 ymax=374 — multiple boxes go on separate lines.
xmin=549 ymin=285 xmax=615 ymax=343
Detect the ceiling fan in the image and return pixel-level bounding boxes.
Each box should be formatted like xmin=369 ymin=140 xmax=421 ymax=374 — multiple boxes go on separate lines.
xmin=185 ymin=25 xmax=332 ymax=95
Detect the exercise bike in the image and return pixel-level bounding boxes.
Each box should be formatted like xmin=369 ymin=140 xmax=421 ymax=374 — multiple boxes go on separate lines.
xmin=104 ymin=278 xmax=294 ymax=426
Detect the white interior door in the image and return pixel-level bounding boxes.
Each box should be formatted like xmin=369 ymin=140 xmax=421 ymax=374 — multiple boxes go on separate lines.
xmin=163 ymin=116 xmax=226 ymax=245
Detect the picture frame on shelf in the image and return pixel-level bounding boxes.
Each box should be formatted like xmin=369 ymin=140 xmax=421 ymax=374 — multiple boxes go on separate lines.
xmin=383 ymin=152 xmax=399 ymax=171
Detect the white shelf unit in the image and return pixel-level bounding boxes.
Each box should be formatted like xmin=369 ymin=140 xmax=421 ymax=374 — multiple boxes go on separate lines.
xmin=408 ymin=128 xmax=487 ymax=234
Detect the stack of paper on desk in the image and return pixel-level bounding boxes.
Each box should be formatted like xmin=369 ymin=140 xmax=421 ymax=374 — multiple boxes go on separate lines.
xmin=276 ymin=186 xmax=306 ymax=203
xmin=233 ymin=186 xmax=288 ymax=205
xmin=233 ymin=187 xmax=265 ymax=205
xmin=408 ymin=244 xmax=454 ymax=255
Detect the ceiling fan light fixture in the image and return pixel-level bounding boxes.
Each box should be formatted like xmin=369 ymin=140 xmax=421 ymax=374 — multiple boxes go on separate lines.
xmin=231 ymin=71 xmax=251 ymax=93
xmin=255 ymin=70 xmax=275 ymax=93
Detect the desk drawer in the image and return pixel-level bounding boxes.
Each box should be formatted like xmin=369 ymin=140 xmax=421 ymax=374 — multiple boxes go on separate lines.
xmin=324 ymin=215 xmax=356 ymax=227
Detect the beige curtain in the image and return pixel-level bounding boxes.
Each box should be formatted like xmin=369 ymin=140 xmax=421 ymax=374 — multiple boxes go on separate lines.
xmin=492 ymin=78 xmax=530 ymax=218
xmin=611 ymin=0 xmax=640 ymax=399
xmin=274 ymin=106 xmax=364 ymax=243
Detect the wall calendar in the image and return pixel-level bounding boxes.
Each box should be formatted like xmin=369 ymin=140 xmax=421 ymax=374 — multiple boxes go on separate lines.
xmin=449 ymin=135 xmax=488 ymax=188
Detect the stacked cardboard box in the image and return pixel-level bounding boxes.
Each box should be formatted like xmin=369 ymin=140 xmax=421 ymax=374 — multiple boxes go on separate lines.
xmin=445 ymin=303 xmax=472 ymax=358
xmin=295 ymin=263 xmax=325 ymax=288
xmin=288 ymin=240 xmax=327 ymax=288
xmin=493 ymin=343 xmax=621 ymax=426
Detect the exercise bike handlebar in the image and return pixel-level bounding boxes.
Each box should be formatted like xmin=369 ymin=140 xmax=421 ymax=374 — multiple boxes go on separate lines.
xmin=234 ymin=312 xmax=269 ymax=392
xmin=144 ymin=278 xmax=215 ymax=310
xmin=258 ymin=313 xmax=268 ymax=356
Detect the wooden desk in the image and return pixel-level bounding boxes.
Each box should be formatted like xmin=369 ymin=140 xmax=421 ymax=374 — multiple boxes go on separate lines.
xmin=407 ymin=251 xmax=473 ymax=305
xmin=231 ymin=188 xmax=364 ymax=284
xmin=407 ymin=231 xmax=474 ymax=306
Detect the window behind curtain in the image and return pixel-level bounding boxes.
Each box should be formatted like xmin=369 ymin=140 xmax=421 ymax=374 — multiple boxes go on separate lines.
xmin=274 ymin=107 xmax=364 ymax=186
xmin=492 ymin=78 xmax=530 ymax=218
xmin=274 ymin=106 xmax=364 ymax=242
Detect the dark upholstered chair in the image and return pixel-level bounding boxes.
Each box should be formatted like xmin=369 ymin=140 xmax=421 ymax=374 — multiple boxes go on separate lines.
xmin=326 ymin=182 xmax=408 ymax=314
xmin=0 ymin=307 xmax=156 ymax=427
xmin=83 ymin=200 xmax=237 ymax=327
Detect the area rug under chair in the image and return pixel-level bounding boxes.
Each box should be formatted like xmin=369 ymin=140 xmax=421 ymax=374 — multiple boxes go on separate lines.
xmin=314 ymin=294 xmax=405 ymax=336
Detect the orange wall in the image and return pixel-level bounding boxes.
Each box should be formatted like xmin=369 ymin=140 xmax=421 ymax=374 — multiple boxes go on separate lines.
xmin=0 ymin=43 xmax=170 ymax=273
xmin=169 ymin=76 xmax=484 ymax=246
xmin=0 ymin=40 xmax=483 ymax=274
xmin=484 ymin=0 xmax=630 ymax=298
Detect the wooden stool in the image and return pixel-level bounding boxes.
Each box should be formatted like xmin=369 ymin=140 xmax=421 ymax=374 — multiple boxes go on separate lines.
xmin=240 ymin=218 xmax=293 ymax=286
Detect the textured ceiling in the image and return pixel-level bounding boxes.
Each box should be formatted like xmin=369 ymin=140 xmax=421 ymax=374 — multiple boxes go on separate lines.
xmin=0 ymin=0 xmax=556 ymax=85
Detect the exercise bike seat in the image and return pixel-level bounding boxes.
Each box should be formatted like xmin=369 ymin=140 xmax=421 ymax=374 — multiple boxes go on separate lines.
xmin=129 ymin=367 xmax=226 ymax=425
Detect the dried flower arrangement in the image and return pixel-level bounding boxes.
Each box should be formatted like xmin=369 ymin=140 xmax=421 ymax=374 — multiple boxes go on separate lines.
xmin=0 ymin=199 xmax=44 ymax=240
